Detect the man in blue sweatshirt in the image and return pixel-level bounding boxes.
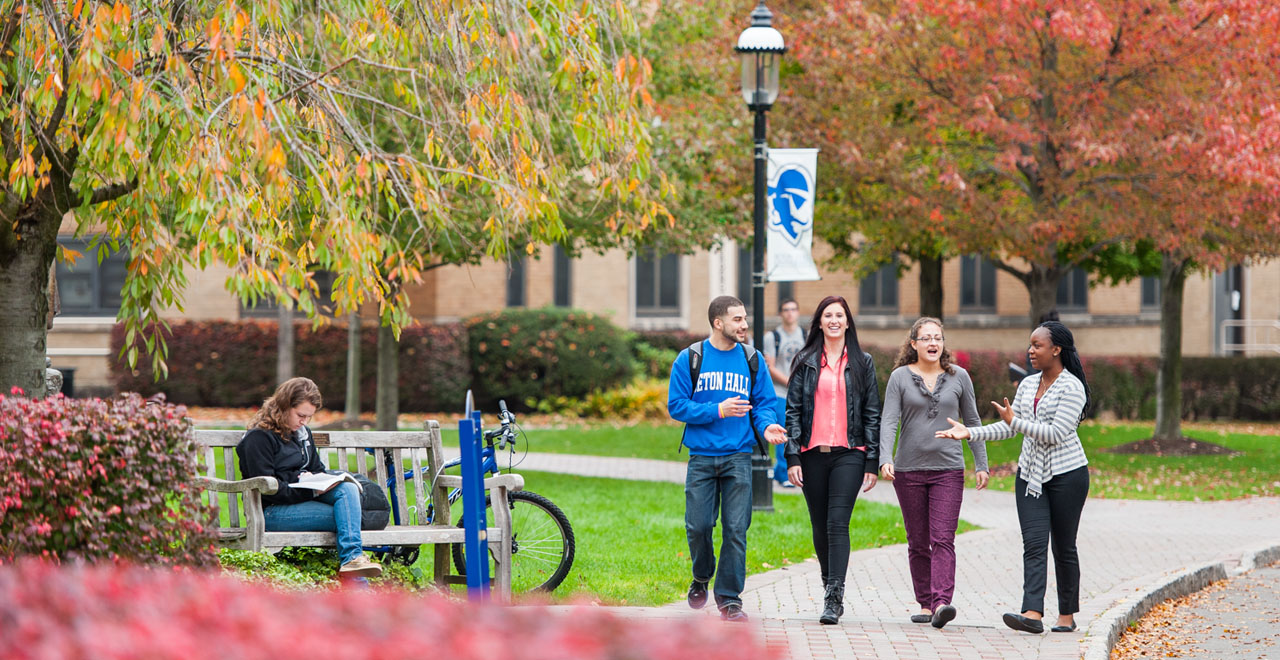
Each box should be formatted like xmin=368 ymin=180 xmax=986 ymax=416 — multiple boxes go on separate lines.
xmin=668 ymin=295 xmax=786 ymax=622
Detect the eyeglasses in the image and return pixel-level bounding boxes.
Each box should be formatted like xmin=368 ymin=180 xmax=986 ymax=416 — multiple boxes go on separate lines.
xmin=912 ymin=335 xmax=944 ymax=343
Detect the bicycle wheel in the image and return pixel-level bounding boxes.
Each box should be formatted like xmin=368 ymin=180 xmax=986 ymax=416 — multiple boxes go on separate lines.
xmin=451 ymin=490 xmax=575 ymax=593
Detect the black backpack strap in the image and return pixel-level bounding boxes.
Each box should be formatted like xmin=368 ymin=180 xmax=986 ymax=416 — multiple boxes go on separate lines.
xmin=678 ymin=341 xmax=705 ymax=453
xmin=740 ymin=344 xmax=769 ymax=455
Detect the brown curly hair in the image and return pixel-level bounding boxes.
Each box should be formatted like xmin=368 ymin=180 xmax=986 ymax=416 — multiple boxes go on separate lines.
xmin=893 ymin=317 xmax=955 ymax=374
xmin=248 ymin=377 xmax=323 ymax=439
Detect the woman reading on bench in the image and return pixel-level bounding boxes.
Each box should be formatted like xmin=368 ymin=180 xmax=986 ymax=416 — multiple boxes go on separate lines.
xmin=237 ymin=377 xmax=382 ymax=579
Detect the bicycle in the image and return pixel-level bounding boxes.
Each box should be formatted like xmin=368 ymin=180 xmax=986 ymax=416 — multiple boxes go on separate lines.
xmin=373 ymin=400 xmax=576 ymax=594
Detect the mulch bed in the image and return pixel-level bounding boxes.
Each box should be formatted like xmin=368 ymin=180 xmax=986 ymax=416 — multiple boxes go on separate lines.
xmin=1102 ymin=437 xmax=1239 ymax=457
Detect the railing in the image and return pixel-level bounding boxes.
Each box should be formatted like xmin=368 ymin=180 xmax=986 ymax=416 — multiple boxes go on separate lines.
xmin=1220 ymin=320 xmax=1280 ymax=354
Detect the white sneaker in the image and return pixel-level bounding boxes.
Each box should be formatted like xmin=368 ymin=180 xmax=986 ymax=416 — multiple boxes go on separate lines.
xmin=338 ymin=554 xmax=383 ymax=578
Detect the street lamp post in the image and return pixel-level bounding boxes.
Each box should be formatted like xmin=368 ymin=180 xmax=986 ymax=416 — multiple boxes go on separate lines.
xmin=736 ymin=1 xmax=785 ymax=512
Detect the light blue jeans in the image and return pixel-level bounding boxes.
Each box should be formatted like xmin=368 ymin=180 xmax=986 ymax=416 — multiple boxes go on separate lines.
xmin=686 ymin=452 xmax=753 ymax=610
xmin=263 ymin=482 xmax=364 ymax=564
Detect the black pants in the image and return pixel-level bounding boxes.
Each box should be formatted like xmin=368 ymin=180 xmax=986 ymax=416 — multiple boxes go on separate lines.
xmin=799 ymin=447 xmax=866 ymax=585
xmin=1015 ymin=466 xmax=1089 ymax=615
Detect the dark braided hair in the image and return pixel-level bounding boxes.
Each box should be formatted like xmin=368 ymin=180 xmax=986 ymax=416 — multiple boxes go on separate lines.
xmin=1038 ymin=320 xmax=1091 ymax=422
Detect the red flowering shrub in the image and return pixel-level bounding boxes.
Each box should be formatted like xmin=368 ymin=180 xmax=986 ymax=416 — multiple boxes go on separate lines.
xmin=0 ymin=391 xmax=215 ymax=565
xmin=110 ymin=321 xmax=469 ymax=411
xmin=0 ymin=559 xmax=779 ymax=660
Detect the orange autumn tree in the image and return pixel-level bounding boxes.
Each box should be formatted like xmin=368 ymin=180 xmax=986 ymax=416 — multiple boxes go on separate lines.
xmin=783 ymin=0 xmax=1279 ymax=324
xmin=0 ymin=1 xmax=673 ymax=396
xmin=784 ymin=0 xmax=1280 ymax=439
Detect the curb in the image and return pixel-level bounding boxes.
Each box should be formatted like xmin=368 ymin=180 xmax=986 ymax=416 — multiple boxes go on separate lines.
xmin=1081 ymin=541 xmax=1280 ymax=660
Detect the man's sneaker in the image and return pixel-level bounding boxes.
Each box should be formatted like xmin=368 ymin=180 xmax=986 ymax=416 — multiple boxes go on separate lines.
xmin=338 ymin=554 xmax=383 ymax=579
xmin=720 ymin=603 xmax=749 ymax=622
xmin=687 ymin=579 xmax=709 ymax=609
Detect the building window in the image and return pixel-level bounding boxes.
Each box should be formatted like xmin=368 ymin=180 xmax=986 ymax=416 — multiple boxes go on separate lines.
xmin=1056 ymin=268 xmax=1089 ymax=312
xmin=56 ymin=239 xmax=129 ymax=316
xmin=1141 ymin=275 xmax=1160 ymax=310
xmin=553 ymin=246 xmax=571 ymax=308
xmin=776 ymin=281 xmax=794 ymax=306
xmin=737 ymin=242 xmax=754 ymax=314
xmin=859 ymin=261 xmax=899 ymax=315
xmin=635 ymin=248 xmax=680 ymax=317
xmin=241 ymin=270 xmax=338 ymax=318
xmin=960 ymin=255 xmax=997 ymax=312
xmin=506 ymin=257 xmax=526 ymax=307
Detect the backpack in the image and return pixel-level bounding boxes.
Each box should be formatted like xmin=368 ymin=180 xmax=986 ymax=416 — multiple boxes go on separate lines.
xmin=679 ymin=340 xmax=768 ymax=454
xmin=771 ymin=326 xmax=808 ymax=362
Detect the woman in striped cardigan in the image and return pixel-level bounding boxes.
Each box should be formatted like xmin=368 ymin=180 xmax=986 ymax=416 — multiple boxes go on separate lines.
xmin=936 ymin=321 xmax=1091 ymax=635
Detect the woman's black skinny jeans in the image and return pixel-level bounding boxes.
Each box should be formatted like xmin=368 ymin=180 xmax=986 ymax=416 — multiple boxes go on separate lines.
xmin=799 ymin=446 xmax=866 ymax=585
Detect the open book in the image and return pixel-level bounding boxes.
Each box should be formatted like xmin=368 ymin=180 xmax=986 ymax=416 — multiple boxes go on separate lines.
xmin=290 ymin=471 xmax=363 ymax=493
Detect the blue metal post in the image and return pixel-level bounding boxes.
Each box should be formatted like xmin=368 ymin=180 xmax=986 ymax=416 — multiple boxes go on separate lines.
xmin=459 ymin=410 xmax=490 ymax=599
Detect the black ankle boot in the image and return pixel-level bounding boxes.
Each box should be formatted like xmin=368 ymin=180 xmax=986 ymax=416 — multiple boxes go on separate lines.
xmin=819 ymin=579 xmax=845 ymax=625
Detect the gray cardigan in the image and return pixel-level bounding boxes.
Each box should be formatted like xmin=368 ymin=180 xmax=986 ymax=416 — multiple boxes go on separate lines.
xmin=880 ymin=365 xmax=988 ymax=473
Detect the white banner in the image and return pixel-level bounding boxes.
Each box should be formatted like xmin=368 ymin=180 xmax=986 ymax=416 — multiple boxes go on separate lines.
xmin=766 ymin=148 xmax=821 ymax=282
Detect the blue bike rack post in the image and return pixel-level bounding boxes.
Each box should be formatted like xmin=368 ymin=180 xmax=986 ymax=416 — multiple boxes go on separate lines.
xmin=458 ymin=409 xmax=490 ymax=600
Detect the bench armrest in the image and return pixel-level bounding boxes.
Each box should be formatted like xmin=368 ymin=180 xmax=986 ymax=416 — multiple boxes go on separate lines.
xmin=195 ymin=475 xmax=280 ymax=496
xmin=434 ymin=474 xmax=524 ymax=492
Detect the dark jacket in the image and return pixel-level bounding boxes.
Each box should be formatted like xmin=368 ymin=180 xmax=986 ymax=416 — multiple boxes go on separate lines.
xmin=237 ymin=426 xmax=326 ymax=506
xmin=783 ymin=349 xmax=881 ymax=474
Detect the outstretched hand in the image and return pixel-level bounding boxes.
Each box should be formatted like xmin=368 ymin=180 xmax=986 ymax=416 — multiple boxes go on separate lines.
xmin=764 ymin=424 xmax=786 ymax=445
xmin=991 ymin=397 xmax=1014 ymax=425
xmin=935 ymin=417 xmax=971 ymax=440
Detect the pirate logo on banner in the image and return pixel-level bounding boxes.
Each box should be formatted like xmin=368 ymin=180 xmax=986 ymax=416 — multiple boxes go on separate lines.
xmin=766 ymin=148 xmax=821 ymax=282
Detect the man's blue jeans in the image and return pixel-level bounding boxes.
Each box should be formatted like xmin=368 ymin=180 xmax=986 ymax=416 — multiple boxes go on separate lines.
xmin=263 ymin=481 xmax=364 ymax=564
xmin=773 ymin=398 xmax=788 ymax=482
xmin=685 ymin=452 xmax=753 ymax=610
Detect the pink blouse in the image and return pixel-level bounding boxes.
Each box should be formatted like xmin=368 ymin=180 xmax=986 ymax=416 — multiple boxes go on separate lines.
xmin=805 ymin=348 xmax=850 ymax=451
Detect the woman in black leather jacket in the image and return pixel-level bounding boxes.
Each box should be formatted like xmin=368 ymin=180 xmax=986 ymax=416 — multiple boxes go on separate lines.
xmin=783 ymin=295 xmax=881 ymax=625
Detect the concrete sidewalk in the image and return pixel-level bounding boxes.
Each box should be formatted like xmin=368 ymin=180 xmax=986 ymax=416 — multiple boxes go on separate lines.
xmin=471 ymin=450 xmax=1280 ymax=659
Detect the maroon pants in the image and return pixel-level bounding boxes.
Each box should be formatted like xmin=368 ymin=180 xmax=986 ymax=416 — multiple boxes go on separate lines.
xmin=893 ymin=469 xmax=965 ymax=611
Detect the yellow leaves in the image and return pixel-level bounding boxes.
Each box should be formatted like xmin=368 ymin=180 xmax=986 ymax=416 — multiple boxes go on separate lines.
xmin=112 ymin=2 xmax=130 ymax=24
xmin=151 ymin=24 xmax=166 ymax=55
xmin=72 ymin=0 xmax=84 ymax=20
xmin=525 ymin=243 xmax=536 ymax=256
xmin=468 ymin=121 xmax=489 ymax=141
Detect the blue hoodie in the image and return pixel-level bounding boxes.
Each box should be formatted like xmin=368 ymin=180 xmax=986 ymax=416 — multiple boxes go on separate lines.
xmin=667 ymin=340 xmax=778 ymax=456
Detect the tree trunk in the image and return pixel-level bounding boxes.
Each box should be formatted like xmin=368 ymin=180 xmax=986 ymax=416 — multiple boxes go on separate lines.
xmin=1025 ymin=264 xmax=1061 ymax=330
xmin=276 ymin=303 xmax=295 ymax=385
xmin=376 ymin=324 xmax=399 ymax=431
xmin=0 ymin=203 xmax=60 ymax=398
xmin=0 ymin=235 xmax=55 ymax=398
xmin=344 ymin=311 xmax=362 ymax=421
xmin=1154 ymin=254 xmax=1189 ymax=441
xmin=917 ymin=254 xmax=943 ymax=320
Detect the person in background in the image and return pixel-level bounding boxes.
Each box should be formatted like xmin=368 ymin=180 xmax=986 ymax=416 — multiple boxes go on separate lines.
xmin=238 ymin=377 xmax=383 ymax=580
xmin=937 ymin=321 xmax=1091 ymax=634
xmin=763 ymin=297 xmax=806 ymax=488
xmin=783 ymin=295 xmax=881 ymax=625
xmin=667 ymin=296 xmax=787 ymax=622
xmin=880 ymin=317 xmax=988 ymax=629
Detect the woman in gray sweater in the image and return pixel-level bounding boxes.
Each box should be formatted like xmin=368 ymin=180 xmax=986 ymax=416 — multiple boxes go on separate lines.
xmin=879 ymin=317 xmax=988 ymax=629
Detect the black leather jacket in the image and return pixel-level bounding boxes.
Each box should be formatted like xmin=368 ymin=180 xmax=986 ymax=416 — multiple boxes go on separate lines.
xmin=783 ymin=349 xmax=881 ymax=473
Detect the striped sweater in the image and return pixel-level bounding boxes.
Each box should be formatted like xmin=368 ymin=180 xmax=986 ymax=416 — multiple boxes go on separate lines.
xmin=967 ymin=370 xmax=1089 ymax=497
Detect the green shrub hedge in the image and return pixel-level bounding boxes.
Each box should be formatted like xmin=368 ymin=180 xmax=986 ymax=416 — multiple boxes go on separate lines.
xmin=466 ymin=308 xmax=634 ymax=410
xmin=110 ymin=321 xmax=469 ymax=412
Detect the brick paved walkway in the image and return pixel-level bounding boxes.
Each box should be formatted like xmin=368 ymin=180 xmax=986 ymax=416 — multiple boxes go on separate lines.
xmin=468 ymin=450 xmax=1280 ymax=660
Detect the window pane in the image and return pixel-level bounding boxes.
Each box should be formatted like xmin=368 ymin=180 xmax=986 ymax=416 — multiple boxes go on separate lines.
xmin=960 ymin=256 xmax=977 ymax=307
xmin=880 ymin=265 xmax=898 ymax=307
xmin=59 ymin=272 xmax=95 ymax=310
xmin=1141 ymin=276 xmax=1159 ymax=308
xmin=658 ymin=253 xmax=679 ymax=308
xmin=980 ymin=260 xmax=996 ymax=307
xmin=859 ymin=273 xmax=877 ymax=308
xmin=737 ymin=244 xmax=752 ymax=311
xmin=554 ymin=245 xmax=571 ymax=307
xmin=98 ymin=258 xmax=127 ymax=309
xmin=506 ymin=257 xmax=526 ymax=307
xmin=635 ymin=250 xmax=656 ymax=309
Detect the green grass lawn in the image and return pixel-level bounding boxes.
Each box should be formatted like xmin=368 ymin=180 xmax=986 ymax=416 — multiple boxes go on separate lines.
xmin=445 ymin=470 xmax=922 ymax=606
xmin=973 ymin=422 xmax=1280 ymax=500
xmin=439 ymin=420 xmax=1280 ymax=501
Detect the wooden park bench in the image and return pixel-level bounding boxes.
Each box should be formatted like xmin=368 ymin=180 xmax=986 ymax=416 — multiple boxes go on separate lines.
xmin=193 ymin=423 xmax=524 ymax=598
